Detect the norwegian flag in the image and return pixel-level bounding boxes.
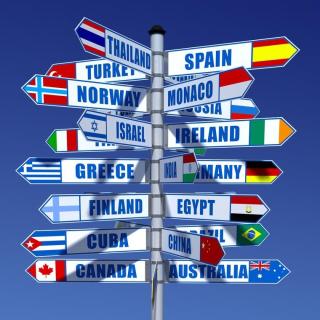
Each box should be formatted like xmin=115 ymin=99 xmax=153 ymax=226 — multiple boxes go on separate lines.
xmin=250 ymin=260 xmax=271 ymax=271
xmin=23 ymin=75 xmax=68 ymax=105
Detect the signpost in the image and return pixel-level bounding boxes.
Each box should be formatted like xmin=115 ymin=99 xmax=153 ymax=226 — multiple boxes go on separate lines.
xmin=27 ymin=259 xmax=149 ymax=283
xmin=165 ymin=194 xmax=269 ymax=222
xmin=164 ymin=67 xmax=253 ymax=112
xmin=78 ymin=110 xmax=152 ymax=147
xmin=166 ymin=36 xmax=299 ymax=76
xmin=166 ymin=259 xmax=290 ymax=284
xmin=159 ymin=153 xmax=198 ymax=183
xmin=47 ymin=58 xmax=148 ymax=82
xmin=162 ymin=229 xmax=224 ymax=266
xmin=175 ymin=224 xmax=269 ymax=246
xmin=17 ymin=158 xmax=148 ymax=184
xmin=167 ymin=98 xmax=259 ymax=120
xmin=76 ymin=17 xmax=152 ymax=75
xmin=40 ymin=193 xmax=149 ymax=223
xmin=47 ymin=128 xmax=143 ymax=153
xmin=22 ymin=227 xmax=148 ymax=256
xmin=22 ymin=75 xmax=149 ymax=113
xmin=196 ymin=160 xmax=282 ymax=184
xmin=166 ymin=117 xmax=295 ymax=149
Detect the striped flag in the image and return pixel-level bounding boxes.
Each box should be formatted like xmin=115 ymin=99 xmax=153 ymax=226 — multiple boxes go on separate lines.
xmin=183 ymin=153 xmax=198 ymax=182
xmin=230 ymin=98 xmax=259 ymax=119
xmin=246 ymin=161 xmax=282 ymax=183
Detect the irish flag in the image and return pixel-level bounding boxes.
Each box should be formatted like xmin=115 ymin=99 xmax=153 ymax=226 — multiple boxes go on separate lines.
xmin=183 ymin=153 xmax=198 ymax=183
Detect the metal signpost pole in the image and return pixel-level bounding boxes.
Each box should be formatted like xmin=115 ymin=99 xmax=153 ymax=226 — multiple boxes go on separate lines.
xmin=149 ymin=25 xmax=165 ymax=320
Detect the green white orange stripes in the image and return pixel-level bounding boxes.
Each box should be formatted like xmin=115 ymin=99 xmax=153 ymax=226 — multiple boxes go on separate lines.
xmin=183 ymin=153 xmax=198 ymax=182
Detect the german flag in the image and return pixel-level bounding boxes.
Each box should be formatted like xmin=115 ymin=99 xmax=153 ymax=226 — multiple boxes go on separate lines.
xmin=246 ymin=161 xmax=282 ymax=183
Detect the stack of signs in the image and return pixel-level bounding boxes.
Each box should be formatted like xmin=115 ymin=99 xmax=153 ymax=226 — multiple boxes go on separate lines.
xmin=19 ymin=16 xmax=297 ymax=288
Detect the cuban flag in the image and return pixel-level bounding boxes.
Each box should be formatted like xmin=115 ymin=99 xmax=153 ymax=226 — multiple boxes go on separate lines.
xmin=16 ymin=158 xmax=62 ymax=183
xmin=76 ymin=18 xmax=106 ymax=57
xmin=22 ymin=230 xmax=67 ymax=257
xmin=249 ymin=260 xmax=290 ymax=283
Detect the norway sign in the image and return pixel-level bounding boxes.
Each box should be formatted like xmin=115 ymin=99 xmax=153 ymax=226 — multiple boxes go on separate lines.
xmin=78 ymin=110 xmax=152 ymax=147
xmin=40 ymin=193 xmax=149 ymax=223
xmin=162 ymin=228 xmax=224 ymax=266
xmin=17 ymin=158 xmax=148 ymax=184
xmin=166 ymin=259 xmax=290 ymax=284
xmin=22 ymin=228 xmax=148 ymax=257
xmin=175 ymin=224 xmax=269 ymax=246
xmin=166 ymin=37 xmax=299 ymax=76
xmin=27 ymin=259 xmax=149 ymax=283
xmin=76 ymin=18 xmax=152 ymax=75
xmin=164 ymin=67 xmax=253 ymax=112
xmin=46 ymin=58 xmax=148 ymax=82
xmin=22 ymin=75 xmax=148 ymax=113
xmin=165 ymin=194 xmax=269 ymax=222
xmin=166 ymin=117 xmax=295 ymax=149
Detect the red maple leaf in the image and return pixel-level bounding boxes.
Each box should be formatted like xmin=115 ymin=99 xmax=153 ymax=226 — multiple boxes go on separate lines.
xmin=39 ymin=264 xmax=53 ymax=277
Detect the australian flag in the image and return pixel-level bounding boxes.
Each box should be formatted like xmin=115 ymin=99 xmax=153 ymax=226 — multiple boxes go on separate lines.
xmin=249 ymin=260 xmax=290 ymax=284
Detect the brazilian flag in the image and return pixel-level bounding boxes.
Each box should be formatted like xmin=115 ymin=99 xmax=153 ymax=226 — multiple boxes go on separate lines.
xmin=237 ymin=223 xmax=269 ymax=246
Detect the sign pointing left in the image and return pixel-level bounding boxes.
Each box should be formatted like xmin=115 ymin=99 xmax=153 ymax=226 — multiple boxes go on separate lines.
xmin=16 ymin=158 xmax=148 ymax=184
xmin=22 ymin=75 xmax=149 ymax=113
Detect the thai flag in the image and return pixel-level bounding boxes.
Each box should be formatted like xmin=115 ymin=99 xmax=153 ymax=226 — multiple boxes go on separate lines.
xmin=76 ymin=18 xmax=106 ymax=57
xmin=22 ymin=230 xmax=67 ymax=257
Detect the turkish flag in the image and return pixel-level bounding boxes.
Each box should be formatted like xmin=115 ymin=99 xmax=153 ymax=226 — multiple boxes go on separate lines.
xmin=200 ymin=236 xmax=224 ymax=265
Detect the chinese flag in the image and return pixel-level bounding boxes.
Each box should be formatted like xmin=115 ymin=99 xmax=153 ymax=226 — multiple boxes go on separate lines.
xmin=200 ymin=236 xmax=224 ymax=265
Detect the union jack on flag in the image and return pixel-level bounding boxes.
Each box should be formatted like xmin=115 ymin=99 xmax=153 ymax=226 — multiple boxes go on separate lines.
xmin=249 ymin=260 xmax=271 ymax=271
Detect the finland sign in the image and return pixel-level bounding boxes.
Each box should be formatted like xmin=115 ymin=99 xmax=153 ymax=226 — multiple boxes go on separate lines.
xmin=78 ymin=110 xmax=152 ymax=147
xmin=166 ymin=117 xmax=295 ymax=149
xmin=167 ymin=98 xmax=259 ymax=120
xmin=166 ymin=259 xmax=290 ymax=284
xmin=47 ymin=128 xmax=142 ymax=153
xmin=162 ymin=228 xmax=224 ymax=266
xmin=27 ymin=259 xmax=149 ymax=283
xmin=196 ymin=160 xmax=282 ymax=184
xmin=22 ymin=228 xmax=148 ymax=257
xmin=166 ymin=36 xmax=299 ymax=76
xmin=22 ymin=75 xmax=148 ymax=113
xmin=160 ymin=153 xmax=198 ymax=183
xmin=40 ymin=193 xmax=149 ymax=223
xmin=175 ymin=224 xmax=269 ymax=246
xmin=76 ymin=17 xmax=152 ymax=75
xmin=164 ymin=67 xmax=253 ymax=112
xmin=46 ymin=58 xmax=148 ymax=82
xmin=165 ymin=194 xmax=269 ymax=222
xmin=17 ymin=158 xmax=148 ymax=184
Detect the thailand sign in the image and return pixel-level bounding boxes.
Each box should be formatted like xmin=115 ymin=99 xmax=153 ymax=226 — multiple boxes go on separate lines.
xmin=166 ymin=36 xmax=299 ymax=76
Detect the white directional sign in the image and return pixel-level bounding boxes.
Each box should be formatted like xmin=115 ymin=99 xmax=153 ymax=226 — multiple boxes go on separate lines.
xmin=166 ymin=36 xmax=299 ymax=76
xmin=164 ymin=67 xmax=253 ymax=112
xmin=46 ymin=58 xmax=148 ymax=82
xmin=17 ymin=158 xmax=148 ymax=184
xmin=162 ymin=228 xmax=224 ymax=266
xmin=40 ymin=193 xmax=149 ymax=223
xmin=76 ymin=17 xmax=152 ymax=75
xmin=78 ymin=110 xmax=152 ymax=148
xmin=22 ymin=228 xmax=149 ymax=257
xmin=165 ymin=193 xmax=269 ymax=222
xmin=166 ymin=117 xmax=295 ymax=149
xmin=160 ymin=153 xmax=198 ymax=183
xmin=27 ymin=259 xmax=149 ymax=283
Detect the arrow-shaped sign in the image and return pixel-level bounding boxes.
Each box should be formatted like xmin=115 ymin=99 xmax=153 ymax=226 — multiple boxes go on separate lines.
xmin=165 ymin=193 xmax=269 ymax=222
xmin=26 ymin=259 xmax=149 ymax=283
xmin=47 ymin=128 xmax=143 ymax=153
xmin=164 ymin=67 xmax=253 ymax=113
xmin=78 ymin=110 xmax=152 ymax=148
xmin=22 ymin=75 xmax=148 ymax=113
xmin=17 ymin=158 xmax=148 ymax=184
xmin=165 ymin=259 xmax=290 ymax=284
xmin=166 ymin=36 xmax=299 ymax=76
xmin=196 ymin=160 xmax=282 ymax=184
xmin=175 ymin=224 xmax=269 ymax=246
xmin=160 ymin=153 xmax=198 ymax=183
xmin=167 ymin=98 xmax=259 ymax=120
xmin=40 ymin=193 xmax=149 ymax=223
xmin=162 ymin=228 xmax=224 ymax=266
xmin=46 ymin=58 xmax=148 ymax=82
xmin=166 ymin=117 xmax=295 ymax=149
xmin=75 ymin=17 xmax=152 ymax=75
xmin=22 ymin=227 xmax=148 ymax=257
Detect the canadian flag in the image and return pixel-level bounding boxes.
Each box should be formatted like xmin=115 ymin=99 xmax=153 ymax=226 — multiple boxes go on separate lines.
xmin=27 ymin=260 xmax=66 ymax=282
